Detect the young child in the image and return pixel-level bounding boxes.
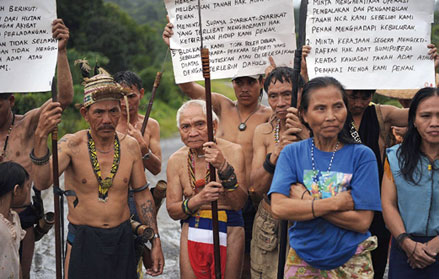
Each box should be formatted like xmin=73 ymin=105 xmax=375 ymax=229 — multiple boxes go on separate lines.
xmin=0 ymin=161 xmax=29 ymax=279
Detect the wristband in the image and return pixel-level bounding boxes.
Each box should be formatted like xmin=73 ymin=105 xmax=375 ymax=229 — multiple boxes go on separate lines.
xmin=396 ymin=232 xmax=410 ymax=247
xmin=182 ymin=197 xmax=195 ymax=216
xmin=29 ymin=148 xmax=50 ymax=165
xmin=263 ymin=153 xmax=276 ymax=174
xmin=221 ymin=174 xmax=238 ymax=191
xmin=218 ymin=163 xmax=234 ymax=180
xmin=301 ymin=189 xmax=310 ymax=199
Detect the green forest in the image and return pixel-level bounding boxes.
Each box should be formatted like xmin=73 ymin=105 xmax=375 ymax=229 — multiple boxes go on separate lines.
xmin=12 ymin=0 xmax=439 ymax=138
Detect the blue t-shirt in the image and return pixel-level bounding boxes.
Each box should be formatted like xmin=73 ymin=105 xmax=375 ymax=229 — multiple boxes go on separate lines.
xmin=268 ymin=138 xmax=381 ymax=270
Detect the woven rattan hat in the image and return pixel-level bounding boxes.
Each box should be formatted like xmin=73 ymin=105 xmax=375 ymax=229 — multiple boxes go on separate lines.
xmin=75 ymin=60 xmax=128 ymax=107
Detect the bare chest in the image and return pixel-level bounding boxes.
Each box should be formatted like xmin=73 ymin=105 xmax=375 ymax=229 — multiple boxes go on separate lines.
xmin=66 ymin=145 xmax=132 ymax=193
xmin=0 ymin=126 xmax=32 ymax=168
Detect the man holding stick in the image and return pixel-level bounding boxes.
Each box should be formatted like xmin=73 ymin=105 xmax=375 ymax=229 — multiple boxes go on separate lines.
xmin=166 ymin=100 xmax=247 ymax=278
xmin=31 ymin=69 xmax=164 ymax=278
xmin=250 ymin=67 xmax=309 ymax=278
xmin=0 ymin=19 xmax=73 ymax=279
xmin=114 ymin=70 xmax=164 ymax=274
xmin=163 ymin=23 xmax=271 ymax=276
xmin=114 ymin=71 xmax=162 ymax=176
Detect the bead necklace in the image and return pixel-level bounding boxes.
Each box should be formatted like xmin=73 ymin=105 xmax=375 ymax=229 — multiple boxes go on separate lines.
xmin=274 ymin=118 xmax=280 ymax=144
xmin=310 ymin=138 xmax=339 ymax=198
xmin=187 ymin=149 xmax=210 ymax=193
xmin=87 ymin=130 xmax=121 ymax=202
xmin=0 ymin=113 xmax=15 ymax=162
xmin=236 ymin=103 xmax=260 ymax=131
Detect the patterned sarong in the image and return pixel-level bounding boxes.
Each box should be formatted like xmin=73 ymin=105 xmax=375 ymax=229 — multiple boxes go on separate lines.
xmin=284 ymin=236 xmax=377 ymax=279
xmin=185 ymin=209 xmax=243 ymax=279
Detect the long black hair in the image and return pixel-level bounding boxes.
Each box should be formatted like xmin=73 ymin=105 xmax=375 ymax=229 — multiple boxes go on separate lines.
xmin=299 ymin=76 xmax=357 ymax=145
xmin=0 ymin=161 xmax=29 ymax=197
xmin=398 ymin=87 xmax=439 ymax=184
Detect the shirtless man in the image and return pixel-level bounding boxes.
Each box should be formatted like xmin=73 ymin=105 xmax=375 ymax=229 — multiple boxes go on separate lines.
xmin=31 ymin=71 xmax=164 ymax=278
xmin=167 ymin=100 xmax=247 ymax=278
xmin=250 ymin=67 xmax=309 ymax=278
xmin=114 ymin=70 xmax=163 ymax=274
xmin=114 ymin=71 xmax=162 ymax=175
xmin=0 ymin=19 xmax=73 ymax=279
xmin=163 ymin=23 xmax=271 ymax=276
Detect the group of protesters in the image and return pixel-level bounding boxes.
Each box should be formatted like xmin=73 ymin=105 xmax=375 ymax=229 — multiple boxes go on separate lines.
xmin=0 ymin=13 xmax=438 ymax=279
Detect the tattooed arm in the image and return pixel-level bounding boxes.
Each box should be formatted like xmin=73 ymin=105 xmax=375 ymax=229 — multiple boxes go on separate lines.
xmin=130 ymin=138 xmax=164 ymax=275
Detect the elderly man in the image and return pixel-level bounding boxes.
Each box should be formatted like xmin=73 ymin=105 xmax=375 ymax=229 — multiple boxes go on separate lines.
xmin=31 ymin=69 xmax=164 ymax=278
xmin=0 ymin=19 xmax=73 ymax=279
xmin=167 ymin=100 xmax=247 ymax=278
xmin=163 ymin=23 xmax=271 ymax=276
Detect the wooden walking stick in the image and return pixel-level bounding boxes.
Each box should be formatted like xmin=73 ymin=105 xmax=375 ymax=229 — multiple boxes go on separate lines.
xmin=197 ymin=1 xmax=222 ymax=278
xmin=277 ymin=1 xmax=308 ymax=278
xmin=51 ymin=77 xmax=64 ymax=279
xmin=141 ymin=49 xmax=169 ymax=136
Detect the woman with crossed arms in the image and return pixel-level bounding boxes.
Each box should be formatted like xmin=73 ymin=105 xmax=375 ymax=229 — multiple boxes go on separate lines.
xmin=269 ymin=76 xmax=382 ymax=278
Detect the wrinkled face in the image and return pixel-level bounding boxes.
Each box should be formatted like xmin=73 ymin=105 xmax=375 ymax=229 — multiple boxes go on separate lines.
xmin=81 ymin=100 xmax=121 ymax=138
xmin=302 ymin=86 xmax=347 ymax=140
xmin=267 ymin=79 xmax=292 ymax=120
xmin=415 ymin=96 xmax=439 ymax=146
xmin=346 ymin=90 xmax=372 ymax=116
xmin=178 ymin=105 xmax=216 ymax=149
xmin=232 ymin=77 xmax=262 ymax=106
xmin=120 ymin=84 xmax=144 ymax=116
xmin=0 ymin=95 xmax=14 ymax=128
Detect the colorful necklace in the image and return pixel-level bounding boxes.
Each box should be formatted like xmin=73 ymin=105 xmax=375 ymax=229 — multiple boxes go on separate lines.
xmin=236 ymin=104 xmax=260 ymax=131
xmin=0 ymin=113 xmax=15 ymax=162
xmin=310 ymin=138 xmax=339 ymax=199
xmin=87 ymin=130 xmax=121 ymax=202
xmin=274 ymin=118 xmax=280 ymax=144
xmin=188 ymin=149 xmax=210 ymax=193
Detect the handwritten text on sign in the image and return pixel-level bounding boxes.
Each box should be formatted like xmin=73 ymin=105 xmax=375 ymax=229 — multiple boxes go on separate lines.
xmin=307 ymin=0 xmax=435 ymax=90
xmin=0 ymin=0 xmax=57 ymax=93
xmin=165 ymin=0 xmax=296 ymax=84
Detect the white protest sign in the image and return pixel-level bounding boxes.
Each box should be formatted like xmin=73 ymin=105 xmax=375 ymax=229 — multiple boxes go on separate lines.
xmin=307 ymin=0 xmax=435 ymax=90
xmin=0 ymin=0 xmax=57 ymax=93
xmin=164 ymin=0 xmax=296 ymax=84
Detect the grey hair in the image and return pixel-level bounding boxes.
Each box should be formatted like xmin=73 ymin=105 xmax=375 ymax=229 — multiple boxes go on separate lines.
xmin=176 ymin=99 xmax=219 ymax=128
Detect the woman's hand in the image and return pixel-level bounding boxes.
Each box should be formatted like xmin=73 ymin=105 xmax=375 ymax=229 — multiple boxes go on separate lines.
xmin=333 ymin=190 xmax=354 ymax=211
xmin=289 ymin=183 xmax=312 ymax=200
xmin=401 ymin=239 xmax=436 ymax=269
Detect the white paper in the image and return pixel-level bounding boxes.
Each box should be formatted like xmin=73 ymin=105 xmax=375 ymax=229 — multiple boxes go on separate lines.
xmin=164 ymin=0 xmax=296 ymax=84
xmin=306 ymin=0 xmax=435 ymax=90
xmin=0 ymin=0 xmax=58 ymax=93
